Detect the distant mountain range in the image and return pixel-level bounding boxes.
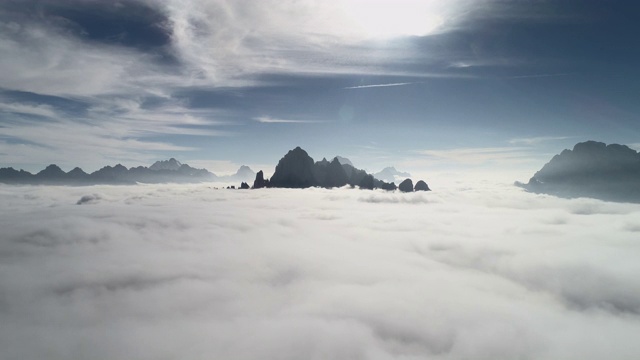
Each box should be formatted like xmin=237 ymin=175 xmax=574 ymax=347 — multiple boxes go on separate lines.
xmin=331 ymin=156 xmax=411 ymax=183
xmin=0 ymin=159 xmax=255 ymax=185
xmin=517 ymin=141 xmax=640 ymax=203
xmin=373 ymin=167 xmax=411 ymax=183
xmin=0 ymin=150 xmax=420 ymax=191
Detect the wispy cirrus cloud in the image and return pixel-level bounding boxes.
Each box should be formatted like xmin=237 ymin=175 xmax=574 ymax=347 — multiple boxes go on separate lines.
xmin=508 ymin=136 xmax=571 ymax=145
xmin=254 ymin=116 xmax=325 ymax=124
xmin=507 ymin=73 xmax=573 ymax=79
xmin=344 ymin=82 xmax=415 ymax=89
xmin=414 ymin=146 xmax=532 ymax=165
xmin=0 ymin=101 xmax=58 ymax=118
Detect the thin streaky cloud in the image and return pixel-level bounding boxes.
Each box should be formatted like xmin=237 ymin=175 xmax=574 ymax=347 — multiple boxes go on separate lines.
xmin=254 ymin=116 xmax=324 ymax=124
xmin=344 ymin=82 xmax=415 ymax=90
xmin=412 ymin=146 xmax=533 ymax=166
xmin=509 ymin=136 xmax=571 ymax=145
xmin=507 ymin=73 xmax=573 ymax=79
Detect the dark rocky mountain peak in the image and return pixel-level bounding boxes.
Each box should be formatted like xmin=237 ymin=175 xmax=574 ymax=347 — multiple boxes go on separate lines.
xmin=2 ymin=159 xmax=214 ymax=185
xmin=323 ymin=158 xmax=348 ymax=188
xmin=150 ymin=158 xmax=182 ymax=171
xmin=0 ymin=167 xmax=34 ymax=182
xmin=269 ymin=147 xmax=317 ymax=188
xmin=67 ymin=167 xmax=87 ymax=175
xmin=37 ymin=164 xmax=66 ymax=178
xmin=113 ymin=164 xmax=128 ymax=172
xmin=262 ymin=147 xmax=398 ymax=190
xmin=517 ymin=141 xmax=640 ymax=202
xmin=334 ymin=156 xmax=353 ymax=167
xmin=252 ymin=170 xmax=269 ymax=189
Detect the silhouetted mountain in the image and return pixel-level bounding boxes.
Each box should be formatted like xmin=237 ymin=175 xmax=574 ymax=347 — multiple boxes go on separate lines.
xmin=359 ymin=174 xmax=375 ymax=190
xmin=217 ymin=165 xmax=255 ymax=183
xmin=149 ymin=158 xmax=182 ymax=171
xmin=334 ymin=156 xmax=353 ymax=167
xmin=263 ymin=147 xmax=397 ymax=190
xmin=0 ymin=159 xmax=216 ymax=185
xmin=337 ymin=163 xmax=388 ymax=189
xmin=234 ymin=165 xmax=255 ymax=180
xmin=270 ymin=147 xmax=317 ymax=188
xmin=324 ymin=158 xmax=349 ymax=188
xmin=1 ymin=152 xmax=425 ymax=192
xmin=67 ymin=167 xmax=89 ymax=180
xmin=0 ymin=167 xmax=34 ymax=183
xmin=37 ymin=164 xmax=66 ymax=179
xmin=373 ymin=167 xmax=411 ymax=183
xmin=91 ymin=164 xmax=132 ymax=184
xmin=252 ymin=170 xmax=269 ymax=189
xmin=399 ymin=178 xmax=414 ymax=192
xmin=517 ymin=141 xmax=640 ymax=202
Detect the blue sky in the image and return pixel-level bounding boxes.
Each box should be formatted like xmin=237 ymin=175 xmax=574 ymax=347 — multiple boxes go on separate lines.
xmin=1 ymin=0 xmax=639 ymax=176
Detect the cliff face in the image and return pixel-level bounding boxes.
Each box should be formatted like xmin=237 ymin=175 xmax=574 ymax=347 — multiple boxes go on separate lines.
xmin=518 ymin=141 xmax=640 ymax=202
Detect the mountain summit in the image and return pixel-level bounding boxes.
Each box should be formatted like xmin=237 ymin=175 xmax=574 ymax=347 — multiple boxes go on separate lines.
xmin=150 ymin=158 xmax=182 ymax=171
xmin=373 ymin=167 xmax=411 ymax=183
xmin=270 ymin=147 xmax=317 ymax=188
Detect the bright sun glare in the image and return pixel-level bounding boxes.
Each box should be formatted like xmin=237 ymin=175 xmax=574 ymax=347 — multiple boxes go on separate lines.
xmin=341 ymin=0 xmax=445 ymax=38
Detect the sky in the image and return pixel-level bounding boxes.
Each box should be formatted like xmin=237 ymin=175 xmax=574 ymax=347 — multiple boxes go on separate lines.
xmin=2 ymin=180 xmax=640 ymax=359
xmin=1 ymin=0 xmax=640 ymax=176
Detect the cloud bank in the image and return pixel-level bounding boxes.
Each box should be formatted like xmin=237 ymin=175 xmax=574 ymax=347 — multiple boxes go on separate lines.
xmin=1 ymin=181 xmax=640 ymax=359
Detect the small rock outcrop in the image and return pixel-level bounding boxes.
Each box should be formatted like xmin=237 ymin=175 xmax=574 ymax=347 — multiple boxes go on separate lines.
xmin=252 ymin=170 xmax=269 ymax=189
xmin=414 ymin=180 xmax=430 ymax=191
xmin=399 ymin=178 xmax=414 ymax=193
xmin=240 ymin=182 xmax=250 ymax=189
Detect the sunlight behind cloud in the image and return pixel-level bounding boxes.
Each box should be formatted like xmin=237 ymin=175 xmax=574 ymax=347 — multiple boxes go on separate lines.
xmin=340 ymin=0 xmax=446 ymax=38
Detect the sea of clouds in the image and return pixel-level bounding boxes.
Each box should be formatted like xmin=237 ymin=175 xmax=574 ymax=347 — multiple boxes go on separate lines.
xmin=1 ymin=179 xmax=640 ymax=360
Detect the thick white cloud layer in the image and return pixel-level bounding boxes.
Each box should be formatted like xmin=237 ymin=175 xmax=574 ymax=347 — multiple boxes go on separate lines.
xmin=1 ymin=181 xmax=640 ymax=359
